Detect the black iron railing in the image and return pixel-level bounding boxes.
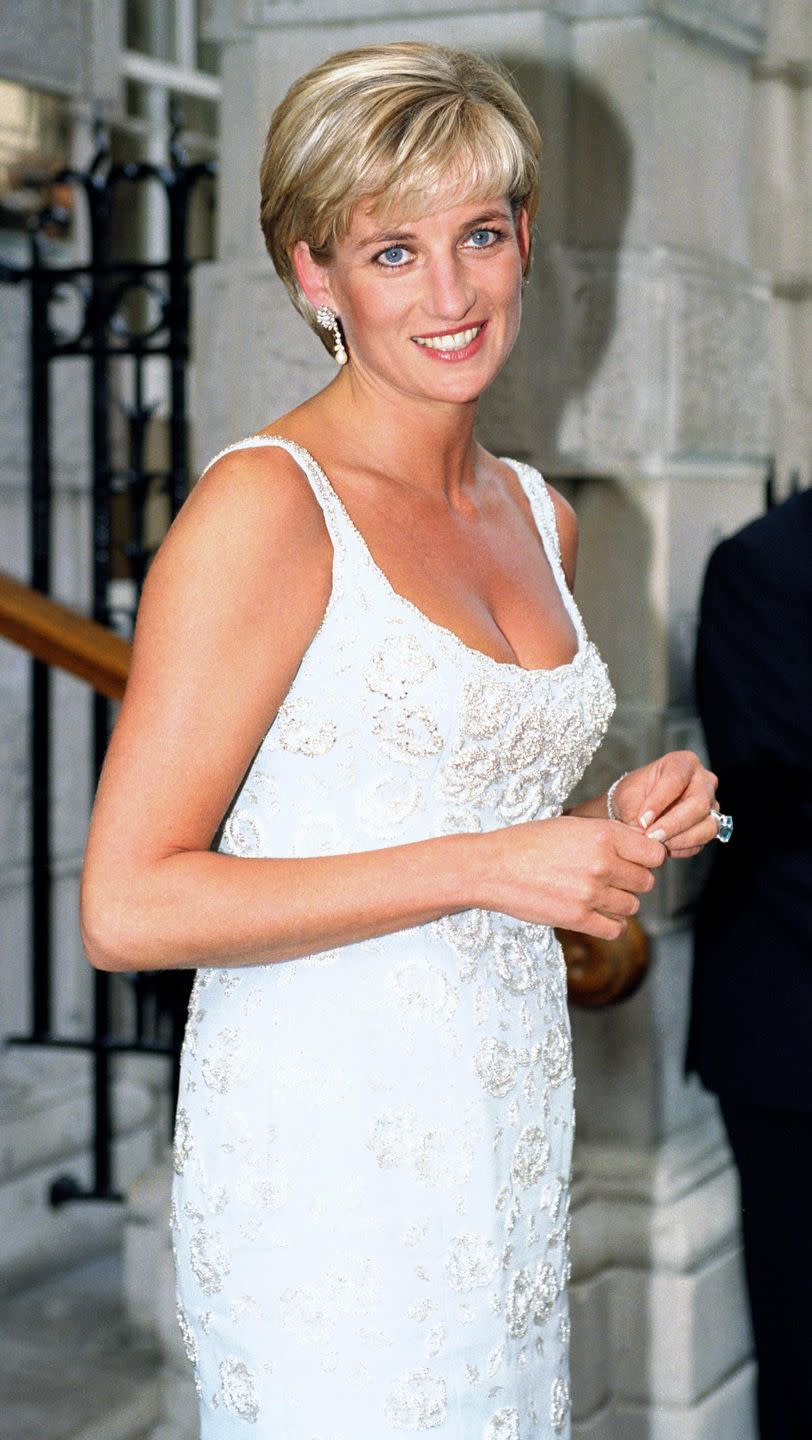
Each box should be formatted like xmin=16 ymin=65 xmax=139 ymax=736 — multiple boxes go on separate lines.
xmin=1 ymin=109 xmax=215 ymax=1204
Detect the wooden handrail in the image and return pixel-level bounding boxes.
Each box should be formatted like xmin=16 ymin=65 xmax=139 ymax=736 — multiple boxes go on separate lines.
xmin=0 ymin=569 xmax=648 ymax=1006
xmin=0 ymin=571 xmax=131 ymax=700
xmin=559 ymin=917 xmax=650 ymax=1008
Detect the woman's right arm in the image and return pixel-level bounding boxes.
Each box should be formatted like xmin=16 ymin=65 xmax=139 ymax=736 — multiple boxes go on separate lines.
xmin=80 ymin=447 xmax=664 ymax=974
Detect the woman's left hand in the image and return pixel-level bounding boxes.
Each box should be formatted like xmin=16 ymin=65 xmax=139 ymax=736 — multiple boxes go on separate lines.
xmin=610 ymin=751 xmax=719 ymax=857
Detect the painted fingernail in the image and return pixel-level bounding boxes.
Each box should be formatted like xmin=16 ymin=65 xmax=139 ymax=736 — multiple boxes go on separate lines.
xmin=639 ymin=811 xmax=654 ymax=829
xmin=649 ymin=828 xmax=667 ymax=843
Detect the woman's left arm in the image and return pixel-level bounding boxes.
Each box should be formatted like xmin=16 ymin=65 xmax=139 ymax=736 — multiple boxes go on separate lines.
xmin=548 ymin=485 xmax=718 ymax=858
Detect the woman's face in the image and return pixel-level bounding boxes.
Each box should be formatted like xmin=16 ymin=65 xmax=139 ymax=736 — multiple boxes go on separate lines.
xmin=294 ymin=191 xmax=530 ymax=408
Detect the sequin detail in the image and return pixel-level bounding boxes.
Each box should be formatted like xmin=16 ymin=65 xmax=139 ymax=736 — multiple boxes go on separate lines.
xmin=384 ymin=1367 xmax=447 ymax=1429
xmin=219 ymin=1357 xmax=260 ymax=1422
xmin=512 ymin=1125 xmax=552 ymax=1188
xmin=445 ymin=1233 xmax=501 ymax=1293
xmin=551 ymin=1375 xmax=570 ymax=1433
xmin=484 ymin=1408 xmax=520 ymax=1440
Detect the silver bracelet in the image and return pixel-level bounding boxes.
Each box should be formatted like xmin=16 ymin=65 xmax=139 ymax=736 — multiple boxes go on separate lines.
xmin=606 ymin=772 xmax=628 ymax=822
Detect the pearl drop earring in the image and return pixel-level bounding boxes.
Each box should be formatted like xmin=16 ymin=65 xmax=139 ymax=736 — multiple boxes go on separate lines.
xmin=315 ymin=306 xmax=348 ymax=366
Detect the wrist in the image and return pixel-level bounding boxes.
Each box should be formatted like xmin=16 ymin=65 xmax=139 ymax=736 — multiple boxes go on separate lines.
xmin=465 ymin=826 xmax=503 ymax=912
xmin=606 ymin=772 xmax=629 ymax=823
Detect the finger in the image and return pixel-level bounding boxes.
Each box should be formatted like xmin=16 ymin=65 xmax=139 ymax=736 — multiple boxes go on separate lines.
xmin=613 ymin=827 xmax=668 ymax=869
xmin=636 ymin=752 xmax=696 ymax=829
xmin=647 ymin=800 xmax=718 ymax=847
xmin=584 ymin=913 xmax=628 ymax=941
xmin=609 ymin=859 xmax=658 ymax=895
xmin=665 ymin=815 xmax=720 ymax=853
xmin=601 ymin=886 xmax=641 ymax=919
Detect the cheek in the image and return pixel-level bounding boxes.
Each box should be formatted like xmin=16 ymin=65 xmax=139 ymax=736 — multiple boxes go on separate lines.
xmin=339 ymin=280 xmax=411 ymax=352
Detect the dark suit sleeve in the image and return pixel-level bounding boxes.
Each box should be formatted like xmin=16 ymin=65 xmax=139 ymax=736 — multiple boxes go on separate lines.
xmin=689 ymin=504 xmax=812 ymax=1103
xmin=696 ymin=535 xmax=812 ymax=851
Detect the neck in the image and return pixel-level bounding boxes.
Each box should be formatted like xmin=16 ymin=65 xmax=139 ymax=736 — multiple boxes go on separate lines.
xmin=316 ymin=364 xmax=482 ymax=502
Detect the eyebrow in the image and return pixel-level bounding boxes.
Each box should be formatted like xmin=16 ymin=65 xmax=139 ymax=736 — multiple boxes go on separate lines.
xmin=356 ymin=208 xmax=512 ymax=250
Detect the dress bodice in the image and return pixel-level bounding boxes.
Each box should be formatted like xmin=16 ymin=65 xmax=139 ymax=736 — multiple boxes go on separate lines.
xmin=198 ymin=435 xmax=616 ymax=866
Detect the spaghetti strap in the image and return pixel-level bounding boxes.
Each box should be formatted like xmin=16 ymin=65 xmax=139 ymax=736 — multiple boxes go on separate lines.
xmin=500 ymin=458 xmax=586 ymax=660
xmin=197 ymin=434 xmax=355 ymax=555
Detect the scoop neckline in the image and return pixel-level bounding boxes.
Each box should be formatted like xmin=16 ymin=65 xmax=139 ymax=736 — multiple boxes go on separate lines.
xmin=245 ymin=432 xmax=587 ymax=680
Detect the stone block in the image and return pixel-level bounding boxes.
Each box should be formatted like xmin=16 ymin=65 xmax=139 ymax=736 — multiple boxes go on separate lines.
xmin=51 ymin=354 xmax=92 ymax=495
xmin=612 ymin=1358 xmax=756 ymax=1439
xmin=191 ymin=261 xmax=335 ymax=468
xmin=570 ymin=1269 xmax=611 ymax=1419
xmin=770 ymin=291 xmax=812 ymax=496
xmin=571 ymin=926 xmax=719 ymax=1146
xmin=124 ymin=1159 xmax=199 ymax=1439
xmin=0 ymin=882 xmax=28 ymax=1038
xmin=553 ymin=457 xmax=767 ymax=718
xmin=571 ymin=1129 xmax=743 ymax=1282
xmin=609 ymin=1241 xmax=750 ymax=1404
xmin=0 ymin=490 xmax=27 ymax=589
xmin=667 ymin=257 xmax=772 ymax=460
xmin=572 ymin=969 xmax=659 ymax=1147
xmin=206 ymin=0 xmax=767 ymax=53
xmin=0 ymin=291 xmax=28 ymax=490
xmin=573 ymin=15 xmax=757 ymax=261
xmin=51 ymin=667 xmax=93 ymax=861
xmin=51 ymin=865 xmax=94 ymax=1037
xmin=0 ymin=0 xmax=85 ymax=98
xmin=125 ymin=1162 xmax=173 ymax=1337
xmin=569 ymin=1118 xmax=753 ymax=1431
xmin=761 ymin=0 xmax=812 ymax=70
xmin=0 ymin=1052 xmax=158 ymax=1292
xmin=0 ymin=667 xmax=30 ymax=876
xmin=0 ymin=264 xmax=91 ymax=507
xmin=665 ymin=470 xmax=766 ymax=706
xmin=551 ymin=248 xmax=657 ymax=468
xmin=51 ymin=488 xmax=93 ymax=608
xmin=563 ymin=474 xmax=666 ymax=705
xmin=547 ymin=248 xmax=770 ymax=476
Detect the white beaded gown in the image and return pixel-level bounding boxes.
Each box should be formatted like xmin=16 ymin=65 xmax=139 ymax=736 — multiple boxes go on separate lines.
xmin=171 ymin=435 xmax=616 ymax=1439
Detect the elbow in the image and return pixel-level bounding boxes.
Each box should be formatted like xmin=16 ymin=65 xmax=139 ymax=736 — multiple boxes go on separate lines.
xmin=80 ymin=871 xmax=139 ymax=973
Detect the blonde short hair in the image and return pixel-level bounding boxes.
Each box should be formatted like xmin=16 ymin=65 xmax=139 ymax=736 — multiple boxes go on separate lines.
xmin=259 ymin=42 xmax=541 ymax=354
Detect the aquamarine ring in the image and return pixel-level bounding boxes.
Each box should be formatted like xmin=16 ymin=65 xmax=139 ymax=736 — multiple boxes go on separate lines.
xmin=710 ymin=809 xmax=733 ymax=843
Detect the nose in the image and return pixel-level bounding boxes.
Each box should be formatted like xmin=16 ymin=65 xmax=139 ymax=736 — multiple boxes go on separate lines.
xmin=425 ymin=251 xmax=476 ymax=322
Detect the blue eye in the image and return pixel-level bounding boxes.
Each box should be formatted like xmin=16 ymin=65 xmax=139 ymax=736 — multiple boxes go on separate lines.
xmin=376 ymin=246 xmax=409 ymax=267
xmin=468 ymin=228 xmax=499 ymax=248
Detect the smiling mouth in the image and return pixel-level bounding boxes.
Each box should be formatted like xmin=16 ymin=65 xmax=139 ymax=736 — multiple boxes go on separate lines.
xmin=412 ymin=324 xmax=484 ymax=353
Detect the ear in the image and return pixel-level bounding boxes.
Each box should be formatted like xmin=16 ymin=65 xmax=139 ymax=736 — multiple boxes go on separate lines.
xmin=515 ymin=207 xmax=531 ymax=274
xmin=291 ymin=240 xmax=338 ymax=313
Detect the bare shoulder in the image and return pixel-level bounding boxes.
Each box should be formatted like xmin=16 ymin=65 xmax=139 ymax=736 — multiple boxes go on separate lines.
xmin=125 ymin=439 xmax=333 ymax=755
xmin=144 ymin=441 xmax=331 ymax=625
xmin=173 ymin=440 xmax=329 ymax=565
xmin=545 ymin=482 xmax=578 ymax=591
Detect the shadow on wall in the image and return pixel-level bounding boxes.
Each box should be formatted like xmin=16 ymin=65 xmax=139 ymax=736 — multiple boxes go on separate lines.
xmin=478 ymin=59 xmax=657 ymax=719
xmin=478 ymin=57 xmax=633 ymax=466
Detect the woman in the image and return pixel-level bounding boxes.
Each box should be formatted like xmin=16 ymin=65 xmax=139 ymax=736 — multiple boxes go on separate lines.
xmin=81 ymin=42 xmax=722 ymax=1440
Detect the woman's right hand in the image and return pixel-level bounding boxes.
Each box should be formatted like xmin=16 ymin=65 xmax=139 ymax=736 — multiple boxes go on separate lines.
xmin=478 ymin=816 xmax=667 ymax=939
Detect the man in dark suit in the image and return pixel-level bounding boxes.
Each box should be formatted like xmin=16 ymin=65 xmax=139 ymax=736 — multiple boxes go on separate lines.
xmin=687 ymin=485 xmax=812 ymax=1440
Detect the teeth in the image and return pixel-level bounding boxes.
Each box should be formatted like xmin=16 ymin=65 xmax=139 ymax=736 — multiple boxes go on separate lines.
xmin=414 ymin=325 xmax=482 ymax=352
